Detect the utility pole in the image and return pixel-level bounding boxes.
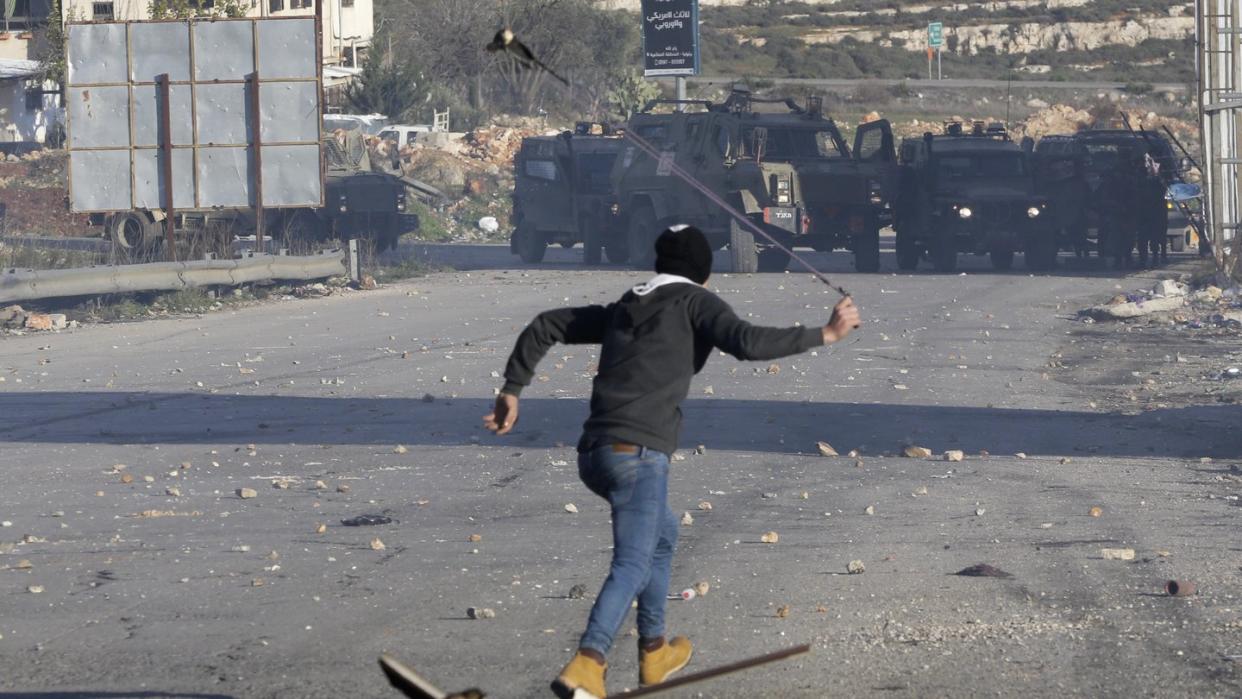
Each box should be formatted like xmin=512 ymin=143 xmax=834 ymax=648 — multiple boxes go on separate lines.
xmin=676 ymin=75 xmax=686 ymax=112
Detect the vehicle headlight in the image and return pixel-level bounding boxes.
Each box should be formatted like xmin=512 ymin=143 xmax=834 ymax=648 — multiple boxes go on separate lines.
xmin=1027 ymin=206 xmax=1041 ymax=218
xmin=774 ymin=176 xmax=792 ymax=205
xmin=958 ymin=206 xmax=973 ymax=220
xmin=867 ymin=179 xmax=883 ymax=205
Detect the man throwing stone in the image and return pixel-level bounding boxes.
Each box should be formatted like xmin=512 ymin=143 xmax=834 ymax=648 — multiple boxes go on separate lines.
xmin=484 ymin=225 xmax=861 ymax=698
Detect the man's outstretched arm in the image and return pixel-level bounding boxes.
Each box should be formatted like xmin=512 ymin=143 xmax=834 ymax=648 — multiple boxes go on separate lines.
xmin=697 ymin=295 xmax=860 ymax=361
xmin=485 ymin=305 xmax=611 ymax=435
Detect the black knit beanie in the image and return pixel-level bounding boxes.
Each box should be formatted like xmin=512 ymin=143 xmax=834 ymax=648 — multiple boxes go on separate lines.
xmin=654 ymin=225 xmax=713 ymax=284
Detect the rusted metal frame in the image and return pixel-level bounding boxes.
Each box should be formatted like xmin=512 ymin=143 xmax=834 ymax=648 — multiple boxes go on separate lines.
xmin=250 ymin=20 xmax=266 ymax=252
xmin=189 ymin=20 xmax=200 ymax=209
xmin=315 ymin=0 xmax=326 ymax=209
xmin=157 ymin=73 xmax=177 ymax=261
xmin=126 ymin=23 xmax=137 ymax=216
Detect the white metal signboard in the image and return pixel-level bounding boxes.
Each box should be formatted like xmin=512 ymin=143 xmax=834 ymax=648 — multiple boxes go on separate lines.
xmin=65 ymin=17 xmax=323 ymax=213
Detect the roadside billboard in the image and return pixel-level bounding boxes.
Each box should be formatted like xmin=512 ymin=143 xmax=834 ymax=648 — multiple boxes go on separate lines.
xmin=641 ymin=0 xmax=699 ymax=77
xmin=65 ymin=17 xmax=324 ymax=213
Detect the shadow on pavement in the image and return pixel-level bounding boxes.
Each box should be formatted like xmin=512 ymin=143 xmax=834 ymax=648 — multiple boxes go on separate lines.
xmin=0 ymin=392 xmax=1236 ymax=460
xmin=392 ymin=241 xmax=1192 ymax=279
xmin=0 ymin=693 xmax=236 ymax=699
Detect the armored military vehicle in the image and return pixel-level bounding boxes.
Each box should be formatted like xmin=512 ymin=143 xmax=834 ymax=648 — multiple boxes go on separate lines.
xmin=894 ymin=122 xmax=1056 ymax=272
xmin=1034 ymin=128 xmax=1188 ymax=260
xmin=607 ymin=89 xmax=897 ymax=273
xmin=510 ymin=123 xmax=625 ymax=264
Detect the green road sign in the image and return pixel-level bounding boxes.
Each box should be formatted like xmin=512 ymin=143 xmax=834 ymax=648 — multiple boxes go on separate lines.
xmin=928 ymin=22 xmax=943 ymax=48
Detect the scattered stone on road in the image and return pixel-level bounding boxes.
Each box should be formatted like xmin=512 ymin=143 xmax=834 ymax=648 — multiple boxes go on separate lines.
xmin=816 ymin=441 xmax=839 ymax=457
xmin=760 ymin=531 xmax=779 ymax=544
xmin=1101 ymin=548 xmax=1136 ymax=561
xmin=903 ymin=446 xmax=932 ymax=458
xmin=237 ymin=488 xmax=258 ymax=499
xmin=847 ymin=560 xmax=866 ymax=575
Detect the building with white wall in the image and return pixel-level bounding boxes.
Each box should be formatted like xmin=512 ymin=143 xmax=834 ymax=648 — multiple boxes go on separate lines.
xmin=59 ymin=0 xmax=372 ymax=75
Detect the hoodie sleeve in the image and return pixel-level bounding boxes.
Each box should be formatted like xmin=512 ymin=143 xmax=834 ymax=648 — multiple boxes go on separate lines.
xmin=691 ymin=291 xmax=823 ymax=361
xmin=501 ymin=305 xmax=612 ymax=396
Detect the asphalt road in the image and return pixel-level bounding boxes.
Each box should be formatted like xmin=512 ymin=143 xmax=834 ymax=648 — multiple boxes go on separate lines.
xmin=680 ymin=76 xmax=1190 ymax=93
xmin=0 ymin=247 xmax=1239 ymax=698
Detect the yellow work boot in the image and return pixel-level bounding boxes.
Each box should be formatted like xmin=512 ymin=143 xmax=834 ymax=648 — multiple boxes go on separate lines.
xmin=551 ymin=651 xmax=607 ymax=699
xmin=639 ymin=636 xmax=693 ymax=686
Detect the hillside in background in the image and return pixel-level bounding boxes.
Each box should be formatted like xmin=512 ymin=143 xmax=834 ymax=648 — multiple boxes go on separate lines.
xmin=603 ymin=0 xmax=1195 ymax=84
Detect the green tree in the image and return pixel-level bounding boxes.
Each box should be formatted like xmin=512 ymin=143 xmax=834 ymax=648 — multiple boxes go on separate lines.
xmin=36 ymin=0 xmax=67 ymax=86
xmin=608 ymin=68 xmax=661 ymax=121
xmin=148 ymin=0 xmax=246 ymax=19
xmin=344 ymin=47 xmax=427 ymax=122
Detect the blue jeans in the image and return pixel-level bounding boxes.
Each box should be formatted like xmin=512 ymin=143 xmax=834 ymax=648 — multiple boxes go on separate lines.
xmin=577 ymin=445 xmax=678 ymax=656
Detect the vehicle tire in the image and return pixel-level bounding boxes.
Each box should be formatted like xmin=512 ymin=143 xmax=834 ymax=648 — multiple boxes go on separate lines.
xmin=730 ymin=219 xmax=758 ymax=274
xmin=627 ymin=206 xmax=658 ymax=268
xmin=990 ymin=242 xmax=1015 ymax=271
xmin=895 ymin=230 xmax=920 ymax=271
xmin=853 ymin=224 xmax=881 ymax=273
xmin=582 ymin=216 xmax=602 ymax=265
xmin=932 ymin=232 xmax=957 ymax=273
xmin=1026 ymin=234 xmax=1058 ymax=271
xmin=109 ymin=211 xmax=161 ymax=257
xmin=603 ymin=235 xmax=630 ymax=264
xmin=514 ymin=223 xmax=547 ymax=264
xmin=1169 ymin=233 xmax=1185 ymax=253
xmin=758 ymin=246 xmax=790 ymax=272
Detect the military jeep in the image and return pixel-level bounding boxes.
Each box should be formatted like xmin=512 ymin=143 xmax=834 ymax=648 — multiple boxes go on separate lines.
xmin=894 ymin=122 xmax=1056 ymax=272
xmin=510 ymin=123 xmax=625 ymax=264
xmin=608 ymin=89 xmax=897 ymax=273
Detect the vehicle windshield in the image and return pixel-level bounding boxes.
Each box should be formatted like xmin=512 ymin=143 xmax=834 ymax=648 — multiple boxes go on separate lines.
xmin=742 ymin=127 xmax=845 ymax=160
xmin=1082 ymin=142 xmax=1137 ymax=174
xmin=576 ymin=153 xmax=618 ymax=194
xmin=934 ymin=152 xmax=1027 ymax=180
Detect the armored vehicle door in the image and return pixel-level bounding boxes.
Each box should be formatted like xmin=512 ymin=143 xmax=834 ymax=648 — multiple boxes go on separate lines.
xmin=515 ymin=139 xmax=574 ymax=235
xmin=853 ymin=119 xmax=898 ymax=206
xmin=853 ymin=120 xmax=895 ymax=163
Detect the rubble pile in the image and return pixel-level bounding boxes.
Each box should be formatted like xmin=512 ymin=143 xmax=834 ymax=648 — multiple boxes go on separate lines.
xmin=1017 ymin=104 xmax=1092 ymax=139
xmin=463 ymin=125 xmax=542 ymax=170
xmin=0 ymin=305 xmax=73 ymax=332
xmin=1080 ymin=277 xmax=1242 ymax=331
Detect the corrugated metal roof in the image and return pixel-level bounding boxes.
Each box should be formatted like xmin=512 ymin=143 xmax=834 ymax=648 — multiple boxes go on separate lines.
xmin=0 ymin=58 xmax=42 ymax=80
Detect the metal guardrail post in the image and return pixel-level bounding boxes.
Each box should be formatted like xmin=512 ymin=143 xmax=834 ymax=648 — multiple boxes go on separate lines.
xmin=348 ymin=238 xmax=361 ymax=283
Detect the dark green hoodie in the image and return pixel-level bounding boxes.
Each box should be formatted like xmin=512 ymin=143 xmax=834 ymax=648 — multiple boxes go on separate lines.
xmin=501 ymin=277 xmax=823 ymax=455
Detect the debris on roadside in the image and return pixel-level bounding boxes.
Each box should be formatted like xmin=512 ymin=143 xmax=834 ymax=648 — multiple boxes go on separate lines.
xmin=341 ymin=514 xmax=393 ymax=527
xmin=236 ymin=487 xmax=258 ymax=499
xmin=760 ymin=531 xmax=780 ymax=544
xmin=944 ymin=450 xmax=964 ymax=462
xmin=1101 ymin=548 xmax=1136 ymax=561
xmin=1166 ymin=580 xmax=1197 ymax=597
xmin=568 ymin=584 xmax=588 ymax=600
xmin=847 ymin=560 xmax=866 ymax=575
xmin=564 ymin=503 xmax=579 ymax=514
xmin=816 ymin=441 xmax=839 ymax=457
xmin=466 ymin=607 xmax=496 ymax=620
xmin=369 ymin=537 xmax=387 ymax=551
xmin=954 ymin=564 xmax=1013 ymax=579
xmin=902 ymin=445 xmax=932 ymax=458
xmin=680 ymin=511 xmax=694 ymax=526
